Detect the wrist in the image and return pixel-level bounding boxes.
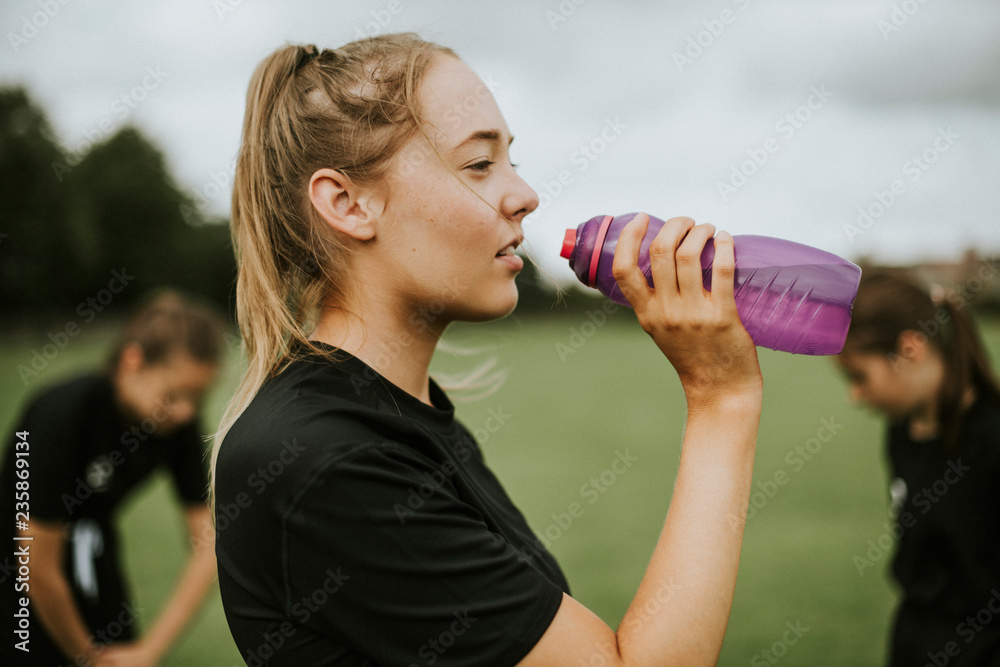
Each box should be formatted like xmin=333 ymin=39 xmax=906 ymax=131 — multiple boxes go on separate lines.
xmin=685 ymin=381 xmax=763 ymax=416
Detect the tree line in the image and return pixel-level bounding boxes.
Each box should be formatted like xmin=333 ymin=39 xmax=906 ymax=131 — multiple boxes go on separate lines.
xmin=0 ymin=86 xmax=234 ymax=323
xmin=0 ymin=86 xmax=596 ymax=328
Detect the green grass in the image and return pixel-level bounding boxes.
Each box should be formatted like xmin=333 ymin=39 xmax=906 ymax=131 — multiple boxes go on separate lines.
xmin=2 ymin=311 xmax=999 ymax=665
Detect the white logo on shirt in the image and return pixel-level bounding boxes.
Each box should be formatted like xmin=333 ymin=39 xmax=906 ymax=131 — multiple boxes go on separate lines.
xmin=84 ymin=456 xmax=114 ymax=493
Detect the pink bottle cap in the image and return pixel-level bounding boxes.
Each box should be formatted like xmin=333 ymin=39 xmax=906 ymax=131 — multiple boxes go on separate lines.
xmin=560 ymin=229 xmax=577 ymax=259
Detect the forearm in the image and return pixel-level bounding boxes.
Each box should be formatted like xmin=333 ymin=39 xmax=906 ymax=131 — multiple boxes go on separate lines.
xmin=140 ymin=546 xmax=217 ymax=660
xmin=617 ymin=390 xmax=761 ymax=665
xmin=29 ymin=576 xmax=102 ymax=663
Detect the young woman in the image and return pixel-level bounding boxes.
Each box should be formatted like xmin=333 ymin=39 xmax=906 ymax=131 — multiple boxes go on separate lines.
xmin=212 ymin=34 xmax=763 ymax=665
xmin=837 ymin=271 xmax=1000 ymax=665
xmin=0 ymin=291 xmax=224 ymax=667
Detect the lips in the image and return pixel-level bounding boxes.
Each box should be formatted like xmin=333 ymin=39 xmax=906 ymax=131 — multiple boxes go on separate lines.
xmin=495 ymin=237 xmax=522 ymax=257
xmin=494 ymin=238 xmax=524 ymax=272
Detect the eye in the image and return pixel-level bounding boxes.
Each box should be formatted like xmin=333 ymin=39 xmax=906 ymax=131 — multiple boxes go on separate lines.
xmin=465 ymin=160 xmax=495 ymax=173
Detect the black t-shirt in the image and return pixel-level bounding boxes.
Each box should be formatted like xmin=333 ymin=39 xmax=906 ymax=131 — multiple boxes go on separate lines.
xmin=0 ymin=373 xmax=208 ymax=664
xmin=215 ymin=345 xmax=570 ymax=667
xmin=886 ymin=395 xmax=1000 ymax=666
xmin=1 ymin=374 xmax=208 ymax=526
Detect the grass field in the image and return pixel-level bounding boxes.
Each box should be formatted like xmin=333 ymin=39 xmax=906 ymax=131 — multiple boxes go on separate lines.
xmin=2 ymin=309 xmax=999 ymax=666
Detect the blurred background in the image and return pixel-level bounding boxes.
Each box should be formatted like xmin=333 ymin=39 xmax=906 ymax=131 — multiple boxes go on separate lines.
xmin=1 ymin=1 xmax=998 ymax=665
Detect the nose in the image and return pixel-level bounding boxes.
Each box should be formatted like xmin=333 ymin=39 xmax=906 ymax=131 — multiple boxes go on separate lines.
xmin=501 ymin=167 xmax=539 ymax=224
xmin=848 ymin=384 xmax=864 ymax=404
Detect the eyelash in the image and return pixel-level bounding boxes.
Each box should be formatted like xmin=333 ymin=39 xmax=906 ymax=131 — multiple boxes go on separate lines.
xmin=467 ymin=160 xmax=494 ymax=172
xmin=465 ymin=161 xmax=519 ymax=173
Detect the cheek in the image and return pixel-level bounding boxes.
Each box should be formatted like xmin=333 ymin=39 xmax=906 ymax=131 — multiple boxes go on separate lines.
xmin=870 ymin=378 xmax=905 ymax=406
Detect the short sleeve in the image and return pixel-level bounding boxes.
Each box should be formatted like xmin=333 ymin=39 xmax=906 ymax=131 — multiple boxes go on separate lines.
xmin=164 ymin=422 xmax=209 ymax=506
xmin=281 ymin=442 xmax=564 ymax=667
xmin=17 ymin=396 xmax=87 ymax=523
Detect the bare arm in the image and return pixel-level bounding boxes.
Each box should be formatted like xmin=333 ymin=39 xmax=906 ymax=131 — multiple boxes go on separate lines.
xmin=24 ymin=519 xmax=104 ymax=664
xmin=521 ymin=215 xmax=763 ymax=666
xmin=99 ymin=505 xmax=216 ymax=666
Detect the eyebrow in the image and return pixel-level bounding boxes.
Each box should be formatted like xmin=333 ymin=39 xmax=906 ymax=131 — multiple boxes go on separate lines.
xmin=452 ymin=129 xmax=513 ymax=151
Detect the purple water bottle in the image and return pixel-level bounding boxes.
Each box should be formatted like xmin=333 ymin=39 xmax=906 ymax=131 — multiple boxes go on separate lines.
xmin=559 ymin=213 xmax=862 ymax=355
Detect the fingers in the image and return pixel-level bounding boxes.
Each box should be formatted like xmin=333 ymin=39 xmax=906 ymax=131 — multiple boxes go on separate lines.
xmin=710 ymin=230 xmax=737 ymax=309
xmin=647 ymin=216 xmax=695 ymax=299
xmin=611 ymin=212 xmax=653 ymax=307
xmin=674 ymin=223 xmax=716 ymax=297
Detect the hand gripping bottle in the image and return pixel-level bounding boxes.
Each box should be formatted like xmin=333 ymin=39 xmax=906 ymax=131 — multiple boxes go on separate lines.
xmin=559 ymin=213 xmax=862 ymax=355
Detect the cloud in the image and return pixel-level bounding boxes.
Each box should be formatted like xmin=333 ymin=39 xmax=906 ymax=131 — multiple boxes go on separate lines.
xmin=1 ymin=0 xmax=996 ymax=283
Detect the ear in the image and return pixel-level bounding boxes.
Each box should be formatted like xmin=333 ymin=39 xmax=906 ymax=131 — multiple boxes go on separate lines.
xmin=308 ymin=168 xmax=378 ymax=241
xmin=896 ymin=329 xmax=930 ymax=363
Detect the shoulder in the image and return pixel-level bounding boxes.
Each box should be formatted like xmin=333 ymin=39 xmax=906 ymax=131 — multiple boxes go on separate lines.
xmin=223 ymin=362 xmax=389 ymax=459
xmin=19 ymin=373 xmax=109 ymax=425
xmin=217 ymin=357 xmax=446 ymax=485
xmin=962 ymin=396 xmax=1000 ymax=454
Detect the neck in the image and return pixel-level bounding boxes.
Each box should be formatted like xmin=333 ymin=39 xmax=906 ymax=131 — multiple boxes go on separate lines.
xmin=310 ymin=296 xmax=447 ymax=406
xmin=908 ymin=384 xmax=977 ymax=441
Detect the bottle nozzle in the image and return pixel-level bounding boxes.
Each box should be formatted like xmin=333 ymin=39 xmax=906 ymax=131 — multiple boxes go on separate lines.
xmin=560 ymin=228 xmax=577 ymax=259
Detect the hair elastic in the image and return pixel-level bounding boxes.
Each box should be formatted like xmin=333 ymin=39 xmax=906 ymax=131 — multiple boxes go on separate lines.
xmin=296 ymin=45 xmax=320 ymax=72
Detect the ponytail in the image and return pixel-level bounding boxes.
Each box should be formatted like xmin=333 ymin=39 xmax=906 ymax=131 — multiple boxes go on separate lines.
xmin=937 ymin=297 xmax=1000 ymax=449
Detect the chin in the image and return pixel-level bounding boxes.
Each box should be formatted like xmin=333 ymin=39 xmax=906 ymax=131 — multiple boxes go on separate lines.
xmin=460 ymin=289 xmax=519 ymax=322
xmin=490 ymin=286 xmax=520 ymax=319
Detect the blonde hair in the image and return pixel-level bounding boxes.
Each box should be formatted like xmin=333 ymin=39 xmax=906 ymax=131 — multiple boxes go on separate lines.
xmin=210 ymin=34 xmax=457 ymax=498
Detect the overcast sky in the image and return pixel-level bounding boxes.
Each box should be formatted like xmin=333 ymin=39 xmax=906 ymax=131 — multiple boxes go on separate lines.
xmin=2 ymin=0 xmax=998 ymax=285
